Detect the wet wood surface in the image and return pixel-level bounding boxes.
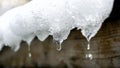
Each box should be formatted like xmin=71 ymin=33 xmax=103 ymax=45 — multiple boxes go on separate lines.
xmin=0 ymin=20 xmax=120 ymax=68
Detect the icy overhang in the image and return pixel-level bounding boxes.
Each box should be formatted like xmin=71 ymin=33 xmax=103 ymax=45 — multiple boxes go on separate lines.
xmin=0 ymin=0 xmax=114 ymax=52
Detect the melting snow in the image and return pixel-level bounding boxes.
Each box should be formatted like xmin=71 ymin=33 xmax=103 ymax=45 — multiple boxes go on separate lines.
xmin=0 ymin=0 xmax=114 ymax=52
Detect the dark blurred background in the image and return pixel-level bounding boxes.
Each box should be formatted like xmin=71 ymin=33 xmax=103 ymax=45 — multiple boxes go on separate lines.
xmin=106 ymin=0 xmax=120 ymax=22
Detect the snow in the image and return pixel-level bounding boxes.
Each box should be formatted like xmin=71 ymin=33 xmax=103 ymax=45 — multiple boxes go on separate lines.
xmin=0 ymin=0 xmax=114 ymax=51
xmin=0 ymin=0 xmax=30 ymax=15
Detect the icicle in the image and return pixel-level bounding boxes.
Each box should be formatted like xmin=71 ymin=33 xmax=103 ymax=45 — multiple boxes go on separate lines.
xmin=54 ymin=40 xmax=63 ymax=51
xmin=22 ymin=34 xmax=35 ymax=45
xmin=0 ymin=0 xmax=113 ymax=52
xmin=57 ymin=44 xmax=62 ymax=51
xmin=35 ymin=31 xmax=49 ymax=41
xmin=25 ymin=35 xmax=33 ymax=58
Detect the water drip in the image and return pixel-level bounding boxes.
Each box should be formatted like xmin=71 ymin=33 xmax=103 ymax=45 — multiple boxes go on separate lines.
xmin=28 ymin=45 xmax=32 ymax=58
xmin=86 ymin=36 xmax=93 ymax=60
xmin=85 ymin=32 xmax=92 ymax=50
xmin=86 ymin=43 xmax=93 ymax=60
xmin=86 ymin=34 xmax=91 ymax=50
xmin=57 ymin=44 xmax=62 ymax=51
xmin=85 ymin=53 xmax=93 ymax=60
xmin=28 ymin=52 xmax=32 ymax=58
xmin=87 ymin=43 xmax=90 ymax=50
xmin=55 ymin=40 xmax=63 ymax=51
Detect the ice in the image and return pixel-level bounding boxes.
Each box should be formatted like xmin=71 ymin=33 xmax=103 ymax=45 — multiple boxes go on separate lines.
xmin=0 ymin=0 xmax=114 ymax=51
xmin=0 ymin=16 xmax=22 ymax=51
xmin=54 ymin=40 xmax=63 ymax=51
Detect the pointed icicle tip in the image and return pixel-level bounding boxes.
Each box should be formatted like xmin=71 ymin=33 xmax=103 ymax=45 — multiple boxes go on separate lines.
xmin=57 ymin=44 xmax=62 ymax=51
xmin=24 ymin=35 xmax=35 ymax=46
xmin=54 ymin=40 xmax=63 ymax=51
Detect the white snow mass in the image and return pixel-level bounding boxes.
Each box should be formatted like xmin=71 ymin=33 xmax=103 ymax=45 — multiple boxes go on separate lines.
xmin=0 ymin=0 xmax=114 ymax=51
xmin=0 ymin=0 xmax=30 ymax=15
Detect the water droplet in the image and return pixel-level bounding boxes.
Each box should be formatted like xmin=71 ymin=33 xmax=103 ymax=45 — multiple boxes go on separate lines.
xmin=86 ymin=53 xmax=93 ymax=60
xmin=28 ymin=45 xmax=32 ymax=58
xmin=28 ymin=52 xmax=32 ymax=57
xmin=85 ymin=32 xmax=92 ymax=50
xmin=87 ymin=43 xmax=90 ymax=50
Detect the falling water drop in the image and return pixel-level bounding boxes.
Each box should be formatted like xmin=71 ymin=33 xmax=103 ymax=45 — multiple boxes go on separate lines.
xmin=57 ymin=44 xmax=62 ymax=51
xmin=87 ymin=42 xmax=90 ymax=50
xmin=85 ymin=33 xmax=93 ymax=60
xmin=28 ymin=52 xmax=32 ymax=57
xmin=25 ymin=38 xmax=33 ymax=58
xmin=28 ymin=45 xmax=32 ymax=58
xmin=86 ymin=33 xmax=91 ymax=50
xmin=85 ymin=53 xmax=93 ymax=60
